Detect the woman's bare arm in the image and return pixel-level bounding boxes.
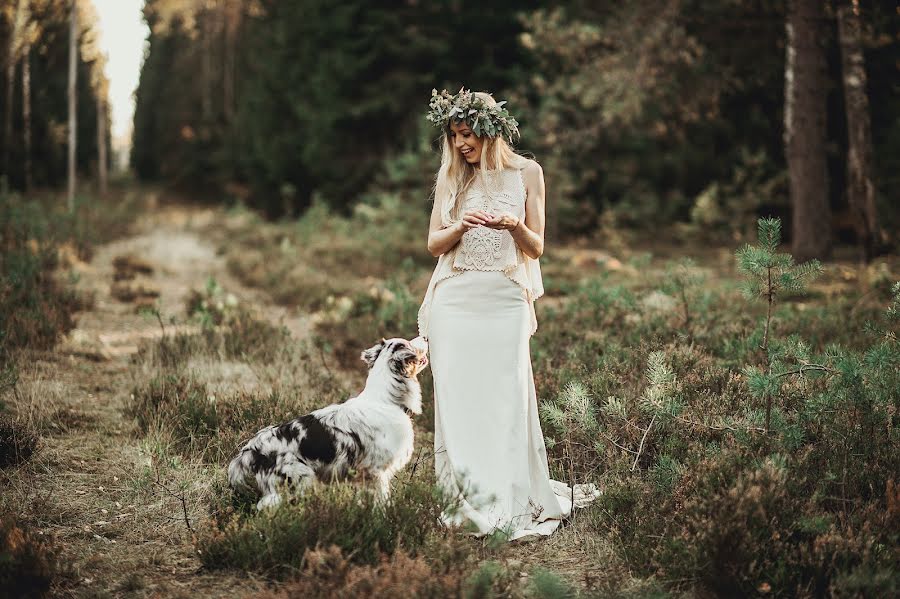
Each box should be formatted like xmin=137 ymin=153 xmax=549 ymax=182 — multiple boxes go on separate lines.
xmin=426 ymin=196 xmax=493 ymax=257
xmin=486 ymin=160 xmax=546 ymax=259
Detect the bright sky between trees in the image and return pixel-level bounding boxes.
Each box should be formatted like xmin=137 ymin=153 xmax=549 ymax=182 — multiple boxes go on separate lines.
xmin=93 ymin=0 xmax=147 ymax=151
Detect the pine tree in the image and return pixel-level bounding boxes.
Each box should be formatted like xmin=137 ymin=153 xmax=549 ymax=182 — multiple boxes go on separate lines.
xmin=736 ymin=217 xmax=823 ymax=431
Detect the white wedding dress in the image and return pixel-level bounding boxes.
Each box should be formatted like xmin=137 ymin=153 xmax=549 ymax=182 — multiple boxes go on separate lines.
xmin=418 ymin=167 xmax=599 ymax=541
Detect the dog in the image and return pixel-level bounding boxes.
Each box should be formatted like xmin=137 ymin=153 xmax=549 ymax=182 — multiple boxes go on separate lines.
xmin=227 ymin=336 xmax=429 ymax=509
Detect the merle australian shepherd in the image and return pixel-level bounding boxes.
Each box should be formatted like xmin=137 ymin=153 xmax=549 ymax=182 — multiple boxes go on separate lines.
xmin=227 ymin=337 xmax=429 ymax=509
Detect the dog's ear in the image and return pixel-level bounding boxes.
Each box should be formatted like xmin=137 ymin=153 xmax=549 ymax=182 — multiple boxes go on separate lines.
xmin=361 ymin=339 xmax=386 ymax=368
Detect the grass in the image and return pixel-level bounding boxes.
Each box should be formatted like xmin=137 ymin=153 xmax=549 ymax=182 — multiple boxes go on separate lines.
xmin=209 ymin=198 xmax=900 ymax=596
xmin=199 ymin=475 xmax=458 ymax=575
xmin=1 ymin=188 xmax=897 ymax=597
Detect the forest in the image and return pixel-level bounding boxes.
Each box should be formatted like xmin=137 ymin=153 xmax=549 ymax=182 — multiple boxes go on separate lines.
xmin=1 ymin=0 xmax=898 ymax=597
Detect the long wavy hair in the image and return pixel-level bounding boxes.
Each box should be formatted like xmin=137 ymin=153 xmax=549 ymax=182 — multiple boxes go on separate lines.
xmin=433 ymin=91 xmax=530 ymax=227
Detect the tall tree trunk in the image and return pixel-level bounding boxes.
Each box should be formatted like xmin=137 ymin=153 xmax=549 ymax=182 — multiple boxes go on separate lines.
xmin=3 ymin=55 xmax=13 ymax=184
xmin=96 ymin=93 xmax=107 ymax=196
xmin=22 ymin=36 xmax=31 ymax=192
xmin=223 ymin=0 xmax=238 ymax=122
xmin=67 ymin=0 xmax=78 ymax=210
xmin=201 ymin=5 xmax=213 ymax=121
xmin=3 ymin=1 xmax=22 ymax=184
xmin=837 ymin=2 xmax=880 ymax=262
xmin=785 ymin=0 xmax=830 ymax=261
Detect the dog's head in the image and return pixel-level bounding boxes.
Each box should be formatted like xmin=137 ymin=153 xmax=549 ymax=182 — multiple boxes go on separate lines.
xmin=361 ymin=337 xmax=429 ymax=379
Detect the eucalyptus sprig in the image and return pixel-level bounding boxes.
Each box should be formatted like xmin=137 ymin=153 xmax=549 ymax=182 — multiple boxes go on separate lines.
xmin=426 ymin=87 xmax=520 ymax=143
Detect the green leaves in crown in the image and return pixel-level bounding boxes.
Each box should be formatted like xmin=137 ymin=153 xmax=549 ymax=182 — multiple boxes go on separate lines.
xmin=426 ymin=87 xmax=520 ymax=143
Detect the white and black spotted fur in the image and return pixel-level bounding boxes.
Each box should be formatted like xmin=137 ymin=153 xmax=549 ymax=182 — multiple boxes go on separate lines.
xmin=227 ymin=337 xmax=428 ymax=509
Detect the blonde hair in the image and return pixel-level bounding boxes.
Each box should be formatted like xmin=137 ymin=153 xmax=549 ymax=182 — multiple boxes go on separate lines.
xmin=433 ymin=91 xmax=530 ymax=227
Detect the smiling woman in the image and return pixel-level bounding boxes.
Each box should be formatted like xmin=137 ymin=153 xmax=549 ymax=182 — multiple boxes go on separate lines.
xmin=418 ymin=88 xmax=600 ymax=541
xmin=449 ymin=121 xmax=484 ymax=164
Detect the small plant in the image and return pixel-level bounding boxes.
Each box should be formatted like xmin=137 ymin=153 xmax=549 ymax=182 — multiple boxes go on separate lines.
xmin=527 ymin=568 xmax=578 ymax=599
xmin=660 ymin=257 xmax=707 ymax=335
xmin=736 ymin=217 xmax=823 ymax=431
xmin=540 ymin=381 xmax=599 ymax=485
xmin=186 ymin=276 xmax=239 ymax=329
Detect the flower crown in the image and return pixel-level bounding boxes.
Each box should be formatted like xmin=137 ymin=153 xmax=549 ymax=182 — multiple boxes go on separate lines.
xmin=426 ymin=87 xmax=520 ymax=143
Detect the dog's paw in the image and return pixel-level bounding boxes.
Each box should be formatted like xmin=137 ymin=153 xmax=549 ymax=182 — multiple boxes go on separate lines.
xmin=256 ymin=493 xmax=282 ymax=510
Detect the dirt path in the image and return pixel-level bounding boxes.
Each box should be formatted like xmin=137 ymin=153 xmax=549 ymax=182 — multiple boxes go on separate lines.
xmin=6 ymin=201 xmax=316 ymax=597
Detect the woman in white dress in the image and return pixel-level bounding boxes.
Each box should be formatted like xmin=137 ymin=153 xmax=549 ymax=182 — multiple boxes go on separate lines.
xmin=417 ymin=89 xmax=599 ymax=541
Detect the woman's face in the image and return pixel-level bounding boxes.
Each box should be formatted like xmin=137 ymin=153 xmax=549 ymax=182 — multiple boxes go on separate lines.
xmin=449 ymin=120 xmax=484 ymax=165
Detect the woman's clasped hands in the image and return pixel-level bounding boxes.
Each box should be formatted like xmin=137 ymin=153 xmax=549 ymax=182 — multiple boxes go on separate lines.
xmin=460 ymin=209 xmax=520 ymax=232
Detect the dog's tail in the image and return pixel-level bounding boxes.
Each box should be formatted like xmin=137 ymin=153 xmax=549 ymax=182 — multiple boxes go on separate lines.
xmin=227 ymin=450 xmax=254 ymax=490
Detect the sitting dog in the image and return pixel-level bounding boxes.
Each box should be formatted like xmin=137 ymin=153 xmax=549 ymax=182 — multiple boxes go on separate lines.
xmin=227 ymin=336 xmax=429 ymax=509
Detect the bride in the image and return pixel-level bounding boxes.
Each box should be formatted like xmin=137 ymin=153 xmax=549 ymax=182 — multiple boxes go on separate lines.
xmin=417 ymin=88 xmax=599 ymax=541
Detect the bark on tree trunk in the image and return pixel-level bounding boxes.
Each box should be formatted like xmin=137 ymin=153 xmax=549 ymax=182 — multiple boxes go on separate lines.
xmin=22 ymin=37 xmax=31 ymax=192
xmin=3 ymin=57 xmax=13 ymax=183
xmin=837 ymin=2 xmax=880 ymax=262
xmin=202 ymin=5 xmax=213 ymax=121
xmin=96 ymin=93 xmax=107 ymax=196
xmin=67 ymin=0 xmax=78 ymax=210
xmin=223 ymin=0 xmax=238 ymax=122
xmin=785 ymin=0 xmax=831 ymax=262
xmin=3 ymin=0 xmax=21 ymax=183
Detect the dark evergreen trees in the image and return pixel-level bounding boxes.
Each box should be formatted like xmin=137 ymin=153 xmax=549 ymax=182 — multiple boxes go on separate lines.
xmin=131 ymin=0 xmax=538 ymax=216
xmin=0 ymin=0 xmax=106 ymax=193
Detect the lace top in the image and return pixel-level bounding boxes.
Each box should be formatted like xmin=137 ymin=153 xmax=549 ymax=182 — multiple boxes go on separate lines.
xmin=417 ymin=167 xmax=544 ymax=339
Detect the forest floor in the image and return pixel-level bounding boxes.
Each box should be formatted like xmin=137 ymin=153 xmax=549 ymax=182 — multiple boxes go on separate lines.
xmin=5 ymin=197 xmax=291 ymax=596
xmin=3 ymin=191 xmax=610 ymax=597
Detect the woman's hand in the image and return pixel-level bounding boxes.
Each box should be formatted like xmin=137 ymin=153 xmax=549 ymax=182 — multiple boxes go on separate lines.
xmin=484 ymin=212 xmax=520 ymax=231
xmin=460 ymin=209 xmax=494 ymax=232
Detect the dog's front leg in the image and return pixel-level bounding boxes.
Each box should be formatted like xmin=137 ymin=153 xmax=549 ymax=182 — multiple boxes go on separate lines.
xmin=257 ymin=492 xmax=282 ymax=510
xmin=375 ymin=472 xmax=392 ymax=503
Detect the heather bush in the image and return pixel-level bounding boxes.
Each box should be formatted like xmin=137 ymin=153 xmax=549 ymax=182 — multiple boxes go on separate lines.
xmin=127 ymin=370 xmax=322 ymax=463
xmin=567 ymin=220 xmax=900 ymax=595
xmin=0 ymin=414 xmax=38 ymax=468
xmin=0 ymin=513 xmax=57 ymax=598
xmin=199 ymin=475 xmax=460 ymax=576
xmin=0 ymin=195 xmax=80 ymax=352
xmin=223 ymin=195 xmax=431 ymax=312
xmin=249 ymin=545 xmax=468 ymax=599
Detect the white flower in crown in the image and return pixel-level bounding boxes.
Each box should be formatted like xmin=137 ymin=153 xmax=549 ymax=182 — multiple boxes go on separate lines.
xmin=426 ymin=87 xmax=520 ymax=143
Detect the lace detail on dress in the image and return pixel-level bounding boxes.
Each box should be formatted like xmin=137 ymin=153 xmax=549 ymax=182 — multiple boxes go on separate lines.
xmin=460 ymin=227 xmax=503 ymax=269
xmin=454 ymin=169 xmax=524 ymax=273
xmin=418 ymin=165 xmax=545 ymax=340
